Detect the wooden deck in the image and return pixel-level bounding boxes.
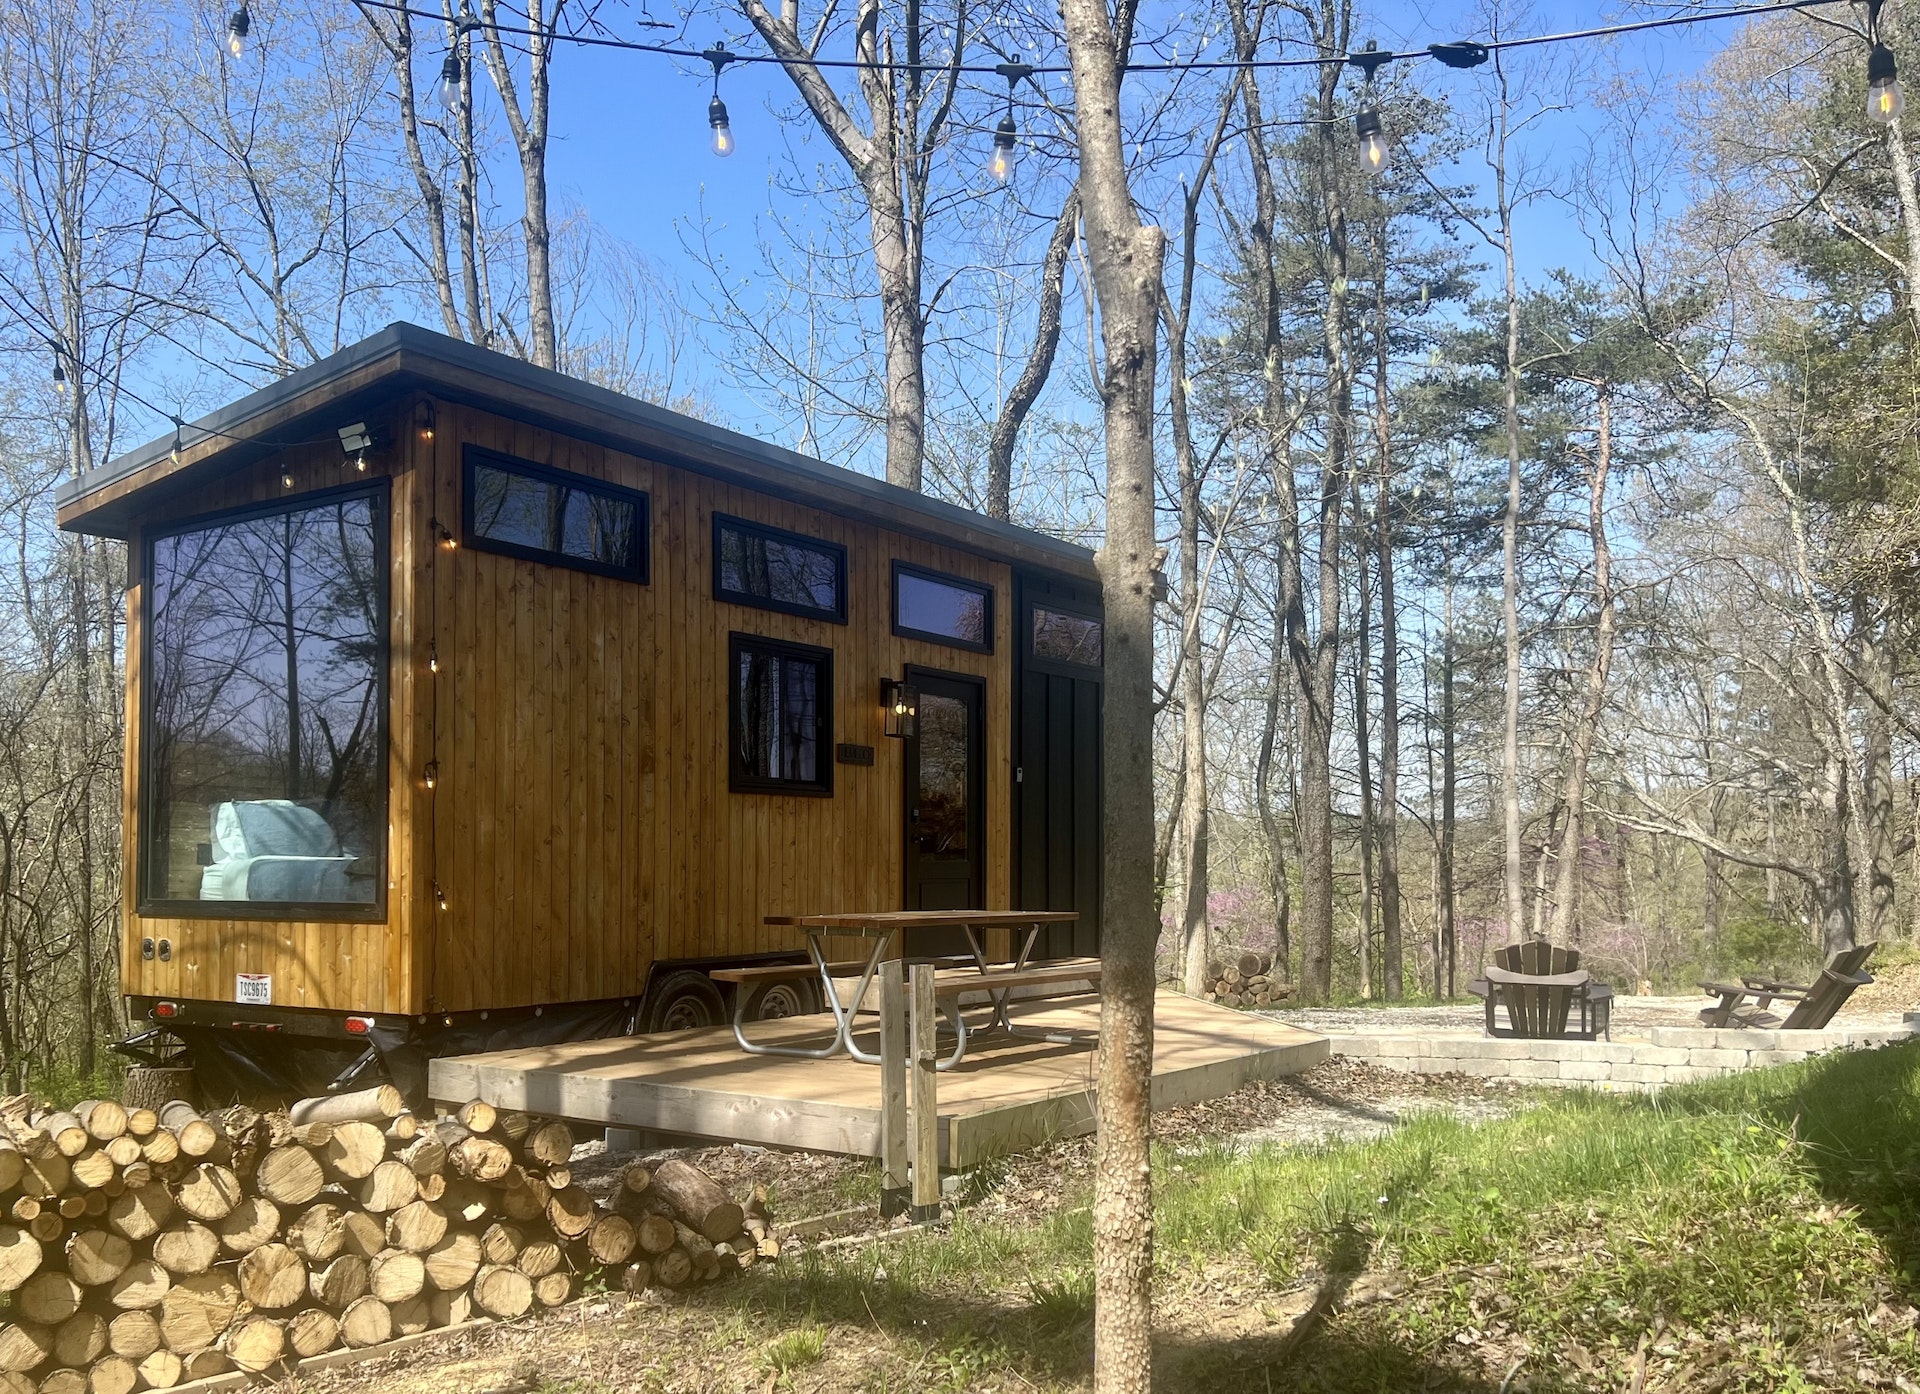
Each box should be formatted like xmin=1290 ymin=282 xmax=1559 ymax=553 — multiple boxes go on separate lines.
xmin=429 ymin=990 xmax=1327 ymax=1169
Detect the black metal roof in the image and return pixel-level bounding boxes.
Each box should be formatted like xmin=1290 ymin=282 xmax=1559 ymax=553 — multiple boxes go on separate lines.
xmin=55 ymin=321 xmax=1099 ymax=580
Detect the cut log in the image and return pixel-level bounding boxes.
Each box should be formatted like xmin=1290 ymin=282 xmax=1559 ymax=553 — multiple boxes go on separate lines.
xmin=397 ymin=1134 xmax=446 ymax=1177
xmin=100 ymin=1138 xmax=139 ymax=1170
xmin=0 ymin=1324 xmax=53 ymax=1373
xmin=105 ymin=1186 xmax=170 ymax=1246
xmin=532 ymin=1272 xmax=571 ymax=1307
xmin=671 ymin=1222 xmax=716 ymax=1278
xmin=85 ymin=1355 xmax=138 ymax=1394
xmin=618 ymin=1260 xmax=650 ymax=1294
xmin=106 ymin=1312 xmax=159 ymax=1361
xmin=367 ymin=1250 xmax=425 ymax=1304
xmin=150 ymin=1224 xmax=219 ymax=1278
xmin=288 ymin=1087 xmax=403 ymax=1128
xmin=154 ymin=1107 xmax=216 ymax=1160
xmin=620 ymin=1162 xmax=651 ymax=1196
xmin=122 ymin=1110 xmax=157 ymax=1141
xmin=542 ymin=1165 xmax=571 ymax=1191
xmin=338 ymin=1297 xmax=391 ymax=1349
xmin=585 ymin=1214 xmax=635 ymax=1266
xmin=651 ymin=1160 xmax=743 ymax=1243
xmin=544 ymin=1186 xmax=595 ymax=1241
xmin=308 ymin=1253 xmax=368 ymax=1311
xmin=20 ymin=1156 xmax=69 ymax=1201
xmin=495 ymin=1112 xmax=532 ymax=1144
xmin=390 ymin=1295 xmax=430 ymax=1337
xmin=422 ymin=1232 xmax=480 ymax=1291
xmin=383 ymin=1115 xmax=418 ymax=1146
xmin=26 ymin=1216 xmax=61 ymax=1245
xmin=286 ymin=1203 xmax=346 ymax=1263
xmin=513 ymin=1239 xmax=560 ymax=1280
xmin=39 ymin=1371 xmax=85 ymax=1394
xmin=213 ymin=1196 xmax=279 ymax=1255
xmin=35 ymin=1114 xmax=87 ymax=1160
xmin=470 ymin=1265 xmax=531 ymax=1319
xmin=157 ymin=1272 xmax=239 ymax=1354
xmin=72 ymin=1103 xmax=126 ymax=1145
xmin=415 ymin=1173 xmax=447 ymax=1203
xmin=18 ymin=1272 xmax=82 ymax=1325
xmin=526 ymin=1122 xmax=573 ymax=1168
xmin=454 ymin=1100 xmax=496 ymax=1135
xmin=135 ymin=1350 xmax=182 ymax=1390
xmin=179 ymin=1350 xmax=228 ymax=1381
xmin=428 ymin=1288 xmax=471 ymax=1330
xmin=253 ymin=1147 xmax=324 ymax=1207
xmin=358 ymin=1161 xmax=418 ymax=1213
xmin=137 ymin=1131 xmax=178 ymax=1168
xmin=1236 ymin=952 xmax=1264 ymax=979
xmin=172 ymin=1166 xmax=239 ymax=1223
xmin=222 ymin=1316 xmax=284 ymax=1374
xmin=0 ymin=1142 xmax=19 ymax=1195
xmin=322 ymin=1122 xmax=386 ymax=1181
xmin=106 ymin=1261 xmax=167 ymax=1313
xmin=338 ymin=1210 xmax=385 ymax=1259
xmin=499 ymin=1182 xmax=545 ymax=1223
xmin=65 ymin=1230 xmax=132 ymax=1287
xmin=285 ymin=1121 xmax=334 ymax=1149
xmin=286 ymin=1309 xmax=338 ymax=1359
xmin=0 ymin=1227 xmax=42 ymax=1293
xmin=52 ymin=1313 xmax=107 ymax=1368
xmin=449 ymin=1137 xmax=512 ymax=1184
xmin=634 ymin=1214 xmax=676 ymax=1257
xmin=385 ymin=1200 xmax=447 ymax=1254
xmin=7 ymin=1200 xmax=37 ymax=1224
xmin=236 ymin=1244 xmax=305 ymax=1309
xmin=56 ymin=1201 xmax=84 ymax=1223
xmin=67 ymin=1153 xmax=114 ymax=1192
xmin=651 ymin=1247 xmax=691 ymax=1288
xmin=479 ymin=1223 xmax=523 ymax=1266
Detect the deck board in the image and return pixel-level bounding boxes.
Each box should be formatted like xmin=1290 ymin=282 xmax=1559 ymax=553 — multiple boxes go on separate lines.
xmin=430 ymin=990 xmax=1327 ymax=1167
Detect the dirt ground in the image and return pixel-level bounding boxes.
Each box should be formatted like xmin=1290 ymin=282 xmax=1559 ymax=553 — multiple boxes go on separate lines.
xmin=277 ymin=1059 xmax=1516 ymax=1394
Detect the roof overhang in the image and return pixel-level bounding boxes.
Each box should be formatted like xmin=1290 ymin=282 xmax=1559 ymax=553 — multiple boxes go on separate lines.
xmin=55 ymin=322 xmax=1100 ymax=583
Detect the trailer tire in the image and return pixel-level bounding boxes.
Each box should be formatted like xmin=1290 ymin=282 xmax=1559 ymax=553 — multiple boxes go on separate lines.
xmin=642 ymin=972 xmax=726 ymax=1033
xmin=740 ymin=977 xmax=821 ymax=1021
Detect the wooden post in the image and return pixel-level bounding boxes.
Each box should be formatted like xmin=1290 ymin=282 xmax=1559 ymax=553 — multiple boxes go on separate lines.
xmin=908 ymin=963 xmax=940 ymax=1223
xmin=879 ymin=960 xmax=909 ymax=1219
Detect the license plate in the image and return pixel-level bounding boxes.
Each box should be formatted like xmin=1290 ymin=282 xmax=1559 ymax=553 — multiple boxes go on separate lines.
xmin=235 ymin=973 xmax=272 ymax=1006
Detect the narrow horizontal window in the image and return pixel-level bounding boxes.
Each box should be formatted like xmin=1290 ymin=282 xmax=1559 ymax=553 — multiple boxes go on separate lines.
xmin=1032 ymin=606 xmax=1103 ymax=669
xmin=729 ymin=634 xmax=833 ymax=795
xmin=713 ymin=514 xmax=847 ymax=622
xmin=463 ymin=446 xmax=648 ymax=582
xmin=892 ymin=562 xmax=993 ymax=652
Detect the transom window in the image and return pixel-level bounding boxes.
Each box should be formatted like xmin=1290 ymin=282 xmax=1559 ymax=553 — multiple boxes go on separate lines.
xmin=892 ymin=563 xmax=993 ymax=652
xmin=729 ymin=634 xmax=833 ymax=795
xmin=143 ymin=484 xmax=388 ymax=917
xmin=1031 ymin=606 xmax=1103 ymax=669
xmin=463 ymin=446 xmax=648 ymax=582
xmin=713 ymin=514 xmax=847 ymax=622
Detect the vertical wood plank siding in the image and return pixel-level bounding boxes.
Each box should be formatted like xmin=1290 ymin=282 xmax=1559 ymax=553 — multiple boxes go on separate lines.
xmin=123 ymin=396 xmax=1016 ymax=1015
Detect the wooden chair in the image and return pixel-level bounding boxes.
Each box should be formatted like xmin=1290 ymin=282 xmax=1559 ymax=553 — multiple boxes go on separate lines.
xmin=1698 ymin=943 xmax=1876 ymax=1029
xmin=1468 ymin=941 xmax=1613 ymax=1041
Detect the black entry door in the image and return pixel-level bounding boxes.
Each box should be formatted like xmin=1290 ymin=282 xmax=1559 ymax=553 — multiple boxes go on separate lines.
xmin=903 ymin=671 xmax=985 ymax=911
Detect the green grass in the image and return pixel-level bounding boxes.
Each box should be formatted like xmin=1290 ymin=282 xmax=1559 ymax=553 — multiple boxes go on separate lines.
xmin=725 ymin=1042 xmax=1920 ymax=1389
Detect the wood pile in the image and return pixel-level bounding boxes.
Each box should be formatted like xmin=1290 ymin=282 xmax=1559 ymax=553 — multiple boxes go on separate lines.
xmin=0 ymin=1088 xmax=777 ymax=1390
xmin=1206 ymin=953 xmax=1293 ymax=1008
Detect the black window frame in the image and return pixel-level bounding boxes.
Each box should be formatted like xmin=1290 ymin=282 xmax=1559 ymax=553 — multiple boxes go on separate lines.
xmin=711 ymin=512 xmax=848 ymax=624
xmin=461 ymin=445 xmax=650 ymax=583
xmin=1027 ymin=601 xmax=1105 ymax=677
xmin=727 ymin=633 xmax=835 ymax=797
xmin=138 ymin=478 xmax=392 ymax=923
xmin=890 ymin=561 xmax=994 ymax=653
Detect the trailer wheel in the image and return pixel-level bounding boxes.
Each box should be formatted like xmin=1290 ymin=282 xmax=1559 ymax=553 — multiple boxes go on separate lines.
xmin=741 ymin=977 xmax=821 ymax=1021
xmin=643 ymin=971 xmax=726 ymax=1032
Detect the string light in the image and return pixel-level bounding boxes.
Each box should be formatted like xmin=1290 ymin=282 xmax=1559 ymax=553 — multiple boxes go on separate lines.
xmin=1348 ymin=41 xmax=1391 ymax=176
xmin=428 ymin=648 xmax=440 ymax=675
xmin=280 ymin=468 xmax=295 ymax=489
xmin=225 ymin=4 xmax=250 ymax=59
xmin=423 ymin=760 xmax=439 ymax=789
xmin=439 ymin=51 xmax=462 ymax=112
xmin=988 ymin=62 xmax=1032 ymax=184
xmin=50 ymin=341 xmax=66 ymax=393
xmin=706 ymin=47 xmax=735 ymax=157
xmin=420 ymin=402 xmax=437 ymax=442
xmin=169 ymin=418 xmax=184 ymax=466
xmin=434 ymin=882 xmax=449 ymax=912
xmin=1867 ymin=45 xmax=1903 ymax=124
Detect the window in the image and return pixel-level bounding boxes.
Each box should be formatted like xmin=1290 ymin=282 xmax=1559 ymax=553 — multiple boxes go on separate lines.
xmin=1031 ymin=606 xmax=1103 ymax=669
xmin=463 ymin=446 xmax=648 ymax=582
xmin=892 ymin=563 xmax=993 ymax=652
xmin=729 ymin=635 xmax=833 ymax=795
xmin=713 ymin=514 xmax=847 ymax=622
xmin=143 ymin=485 xmax=388 ymax=916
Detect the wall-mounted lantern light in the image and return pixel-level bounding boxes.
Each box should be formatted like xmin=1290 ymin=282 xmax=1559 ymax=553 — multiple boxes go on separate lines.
xmin=881 ymin=678 xmax=918 ymax=739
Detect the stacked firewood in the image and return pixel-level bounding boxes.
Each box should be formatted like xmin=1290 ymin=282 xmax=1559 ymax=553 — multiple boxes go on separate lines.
xmin=1206 ymin=953 xmax=1294 ymax=1008
xmin=0 ymin=1087 xmax=775 ymax=1391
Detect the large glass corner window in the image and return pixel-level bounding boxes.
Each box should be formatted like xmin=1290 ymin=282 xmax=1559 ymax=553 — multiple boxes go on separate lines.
xmin=713 ymin=514 xmax=847 ymax=622
xmin=464 ymin=446 xmax=648 ymax=582
xmin=729 ymin=634 xmax=833 ymax=795
xmin=143 ymin=485 xmax=388 ymax=916
xmin=892 ymin=563 xmax=993 ymax=652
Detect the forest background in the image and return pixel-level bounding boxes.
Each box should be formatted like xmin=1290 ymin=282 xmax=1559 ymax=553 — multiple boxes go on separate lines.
xmin=1 ymin=0 xmax=1914 ymax=1092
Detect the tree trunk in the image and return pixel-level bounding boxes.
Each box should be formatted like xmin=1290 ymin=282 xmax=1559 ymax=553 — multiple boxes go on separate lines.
xmin=987 ymin=190 xmax=1078 ymax=519
xmin=1370 ymin=226 xmax=1402 ymax=998
xmin=1350 ymin=474 xmax=1374 ymax=999
xmin=1057 ymin=0 xmax=1163 ymax=1377
xmin=1494 ymin=54 xmax=1526 ymax=945
xmin=1440 ymin=472 xmax=1459 ymax=995
xmin=1856 ymin=594 xmax=1897 ymax=946
xmin=1254 ymin=629 xmax=1291 ymax=970
xmin=477 ymin=0 xmax=557 ymax=367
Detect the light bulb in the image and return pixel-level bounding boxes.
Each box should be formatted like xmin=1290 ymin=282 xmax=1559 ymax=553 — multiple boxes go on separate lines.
xmin=428 ymin=651 xmax=440 ymax=675
xmin=1355 ymin=108 xmax=1388 ymax=175
xmin=439 ymin=53 xmax=461 ymax=112
xmin=989 ymin=113 xmax=1017 ymax=183
xmin=1868 ymin=45 xmax=1904 ymax=126
xmin=353 ymin=451 xmax=368 ymax=473
xmin=280 ymin=470 xmax=294 ymax=489
xmin=52 ymin=357 xmax=65 ymax=392
xmin=423 ymin=761 xmax=438 ymax=789
xmin=225 ymin=4 xmax=250 ymax=59
xmin=709 ymin=96 xmax=734 ymax=157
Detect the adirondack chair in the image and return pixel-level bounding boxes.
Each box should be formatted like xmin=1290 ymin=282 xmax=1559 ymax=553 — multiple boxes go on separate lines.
xmin=1468 ymin=941 xmax=1613 ymax=1041
xmin=1698 ymin=943 xmax=1876 ymax=1029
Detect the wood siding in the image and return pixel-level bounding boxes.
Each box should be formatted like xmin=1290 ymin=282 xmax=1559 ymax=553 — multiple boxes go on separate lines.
xmin=124 ymin=395 xmax=1020 ymax=1016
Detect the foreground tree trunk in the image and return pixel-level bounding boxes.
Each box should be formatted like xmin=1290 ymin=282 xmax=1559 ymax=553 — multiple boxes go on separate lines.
xmin=478 ymin=0 xmax=561 ymax=367
xmin=1058 ymin=0 xmax=1161 ymax=1382
xmin=1369 ymin=224 xmax=1402 ymax=997
xmin=987 ymin=189 xmax=1079 ymax=520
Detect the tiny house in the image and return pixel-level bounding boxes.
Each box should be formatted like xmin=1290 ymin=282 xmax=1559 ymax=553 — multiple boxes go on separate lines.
xmin=56 ymin=324 xmax=1105 ymax=1101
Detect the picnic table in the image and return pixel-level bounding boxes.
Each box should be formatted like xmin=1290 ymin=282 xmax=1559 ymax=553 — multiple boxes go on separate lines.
xmin=716 ymin=910 xmax=1085 ymax=1068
